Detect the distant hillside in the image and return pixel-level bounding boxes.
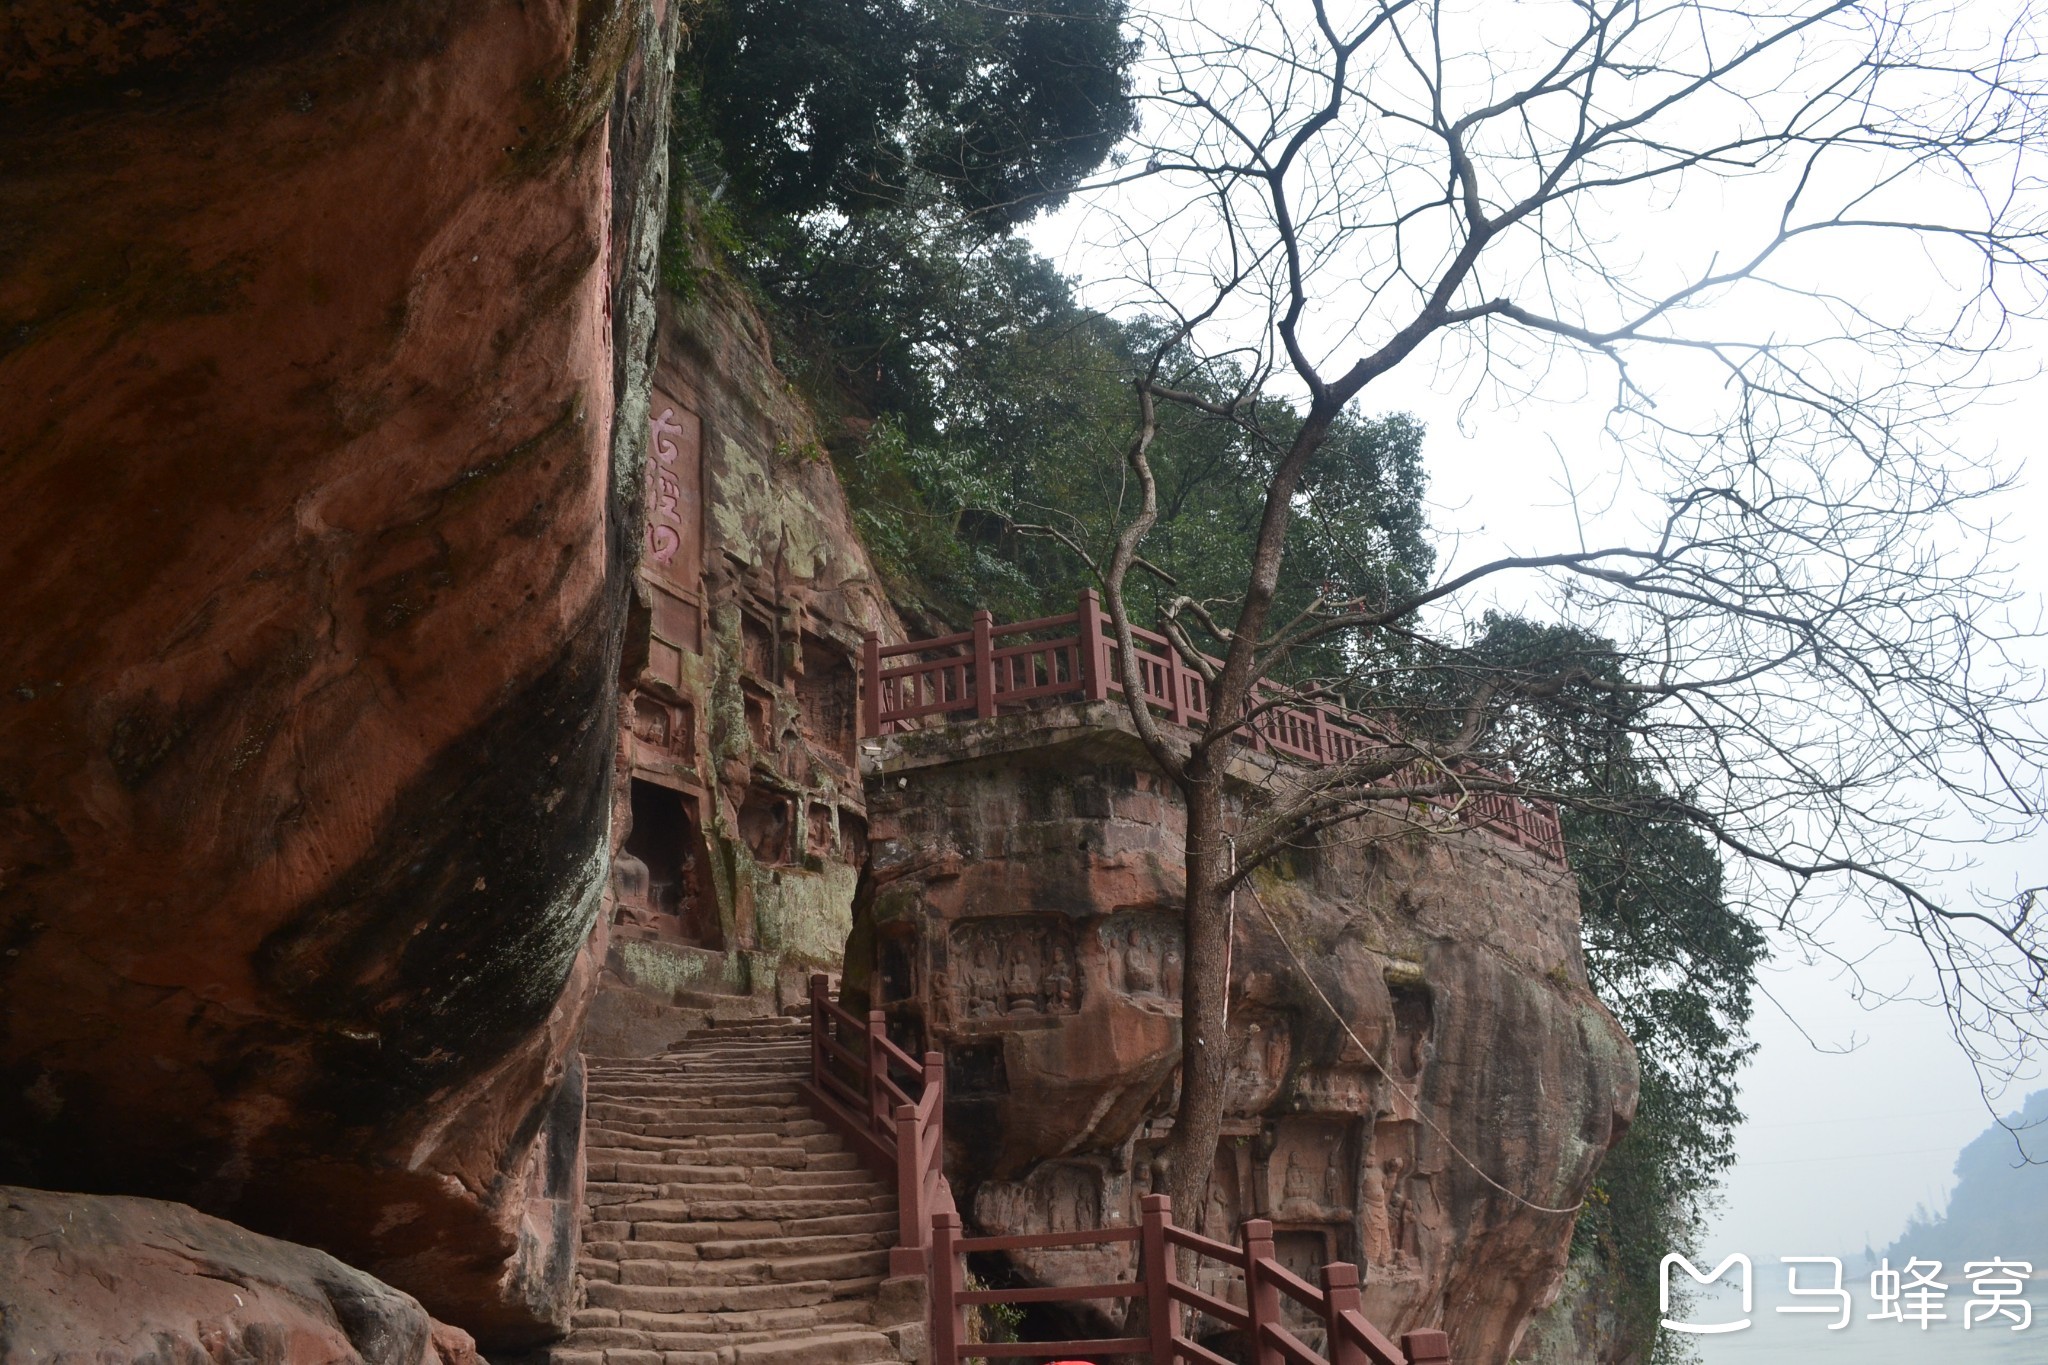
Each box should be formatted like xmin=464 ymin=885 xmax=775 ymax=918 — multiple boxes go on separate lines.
xmin=1884 ymin=1089 xmax=2048 ymax=1265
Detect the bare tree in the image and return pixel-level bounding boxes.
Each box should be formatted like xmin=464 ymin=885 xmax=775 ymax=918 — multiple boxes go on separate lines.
xmin=1055 ymin=0 xmax=2048 ymax=1219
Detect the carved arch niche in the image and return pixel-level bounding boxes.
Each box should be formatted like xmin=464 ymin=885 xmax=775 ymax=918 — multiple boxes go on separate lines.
xmin=616 ymin=776 xmax=721 ymax=949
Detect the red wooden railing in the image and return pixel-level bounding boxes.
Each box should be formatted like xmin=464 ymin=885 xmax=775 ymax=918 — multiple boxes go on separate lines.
xmin=860 ymin=590 xmax=1564 ymax=864
xmin=795 ymin=983 xmax=1451 ymax=1362
xmin=798 ymin=975 xmax=952 ymax=1277
xmin=928 ymin=1195 xmax=1452 ymax=1365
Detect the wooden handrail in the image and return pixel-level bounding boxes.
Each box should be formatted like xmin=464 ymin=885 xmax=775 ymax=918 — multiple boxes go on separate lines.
xmin=797 ymin=974 xmax=952 ymax=1278
xmin=921 ymin=1193 xmax=1453 ymax=1365
xmin=861 ymin=589 xmax=1566 ymax=864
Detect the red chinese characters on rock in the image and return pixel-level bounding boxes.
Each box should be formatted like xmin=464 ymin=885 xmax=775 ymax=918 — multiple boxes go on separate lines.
xmin=646 ymin=403 xmax=693 ymax=568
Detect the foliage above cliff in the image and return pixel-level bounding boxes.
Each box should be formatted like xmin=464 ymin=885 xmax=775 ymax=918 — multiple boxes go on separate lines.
xmin=688 ymin=0 xmax=1135 ymax=233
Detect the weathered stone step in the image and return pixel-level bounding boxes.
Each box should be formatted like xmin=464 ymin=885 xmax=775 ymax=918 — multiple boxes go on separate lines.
xmin=582 ymin=1279 xmax=835 ymax=1315
xmin=587 ymin=1133 xmax=835 ymax=1158
xmin=697 ymin=1231 xmax=892 ymax=1261
xmin=591 ymin=1118 xmax=830 ymax=1141
xmin=589 ymin=1104 xmax=815 ymax=1126
xmin=600 ymin=1162 xmax=871 ymax=1188
xmin=616 ymin=1197 xmax=894 ymax=1224
xmin=639 ymin=1180 xmax=889 ymax=1201
xmin=587 ymin=1085 xmax=803 ymax=1103
xmin=731 ymin=1330 xmax=898 ymax=1365
xmin=583 ymin=1249 xmax=891 ymax=1288
xmin=609 ymin=1210 xmax=897 ymax=1245
xmin=588 ymin=1152 xmax=863 ymax=1182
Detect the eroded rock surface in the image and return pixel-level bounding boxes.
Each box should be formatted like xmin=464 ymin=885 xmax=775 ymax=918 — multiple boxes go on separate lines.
xmin=858 ymin=707 xmax=1638 ymax=1364
xmin=0 ymin=0 xmax=681 ymax=1343
xmin=0 ymin=1185 xmax=488 ymax=1365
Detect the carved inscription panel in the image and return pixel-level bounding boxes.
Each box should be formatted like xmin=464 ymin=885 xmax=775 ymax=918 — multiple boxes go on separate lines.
xmin=645 ymin=396 xmax=703 ymax=589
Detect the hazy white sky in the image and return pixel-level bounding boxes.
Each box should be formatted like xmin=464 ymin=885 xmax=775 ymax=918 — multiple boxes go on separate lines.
xmin=1023 ymin=0 xmax=2048 ymax=1311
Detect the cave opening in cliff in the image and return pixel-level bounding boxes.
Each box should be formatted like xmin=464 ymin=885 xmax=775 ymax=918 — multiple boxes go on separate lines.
xmin=624 ymin=778 xmax=721 ymax=948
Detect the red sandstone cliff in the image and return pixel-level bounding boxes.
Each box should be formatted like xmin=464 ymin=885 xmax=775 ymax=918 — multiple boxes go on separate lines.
xmin=0 ymin=0 xmax=683 ymax=1344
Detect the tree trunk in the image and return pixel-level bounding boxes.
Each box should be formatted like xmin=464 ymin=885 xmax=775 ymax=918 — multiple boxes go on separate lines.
xmin=1159 ymin=763 xmax=1232 ymax=1224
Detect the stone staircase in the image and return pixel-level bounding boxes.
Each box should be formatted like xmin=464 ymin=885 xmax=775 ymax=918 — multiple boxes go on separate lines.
xmin=547 ymin=1017 xmax=926 ymax=1365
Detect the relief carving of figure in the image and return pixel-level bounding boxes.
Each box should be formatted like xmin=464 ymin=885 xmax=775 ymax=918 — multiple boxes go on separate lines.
xmin=611 ymin=851 xmax=653 ymax=926
xmin=1205 ymin=1180 xmax=1232 ymax=1240
xmin=1361 ymin=1164 xmax=1394 ymax=1266
xmin=1124 ymin=928 xmax=1158 ymax=994
xmin=967 ymin=939 xmax=1000 ymax=1018
xmin=1282 ymin=1150 xmax=1318 ymax=1214
xmin=1162 ymin=945 xmax=1183 ymax=999
xmin=1005 ymin=941 xmax=1041 ymax=1013
xmin=1044 ymin=952 xmax=1074 ymax=1012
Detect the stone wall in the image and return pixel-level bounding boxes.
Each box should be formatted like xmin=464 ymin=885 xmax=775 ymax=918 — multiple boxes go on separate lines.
xmin=857 ymin=705 xmax=1639 ymax=1364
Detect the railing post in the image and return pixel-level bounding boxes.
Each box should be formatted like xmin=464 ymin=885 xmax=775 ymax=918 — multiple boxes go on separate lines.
xmin=1077 ymin=588 xmax=1109 ymax=702
xmin=1242 ymin=1218 xmax=1282 ymax=1365
xmin=862 ymin=632 xmax=883 ymax=737
xmin=1321 ymin=1263 xmax=1367 ymax=1365
xmin=1141 ymin=1194 xmax=1177 ymax=1365
xmin=923 ymin=1051 xmax=945 ymax=1173
xmin=931 ymin=1210 xmax=964 ymax=1365
xmin=1400 ymin=1329 xmax=1451 ymax=1365
xmin=1163 ymin=642 xmax=1185 ymax=726
xmin=891 ymin=1102 xmax=926 ymax=1276
xmin=866 ymin=1009 xmax=891 ymax=1139
xmin=809 ymin=974 xmax=828 ymax=1086
xmin=972 ymin=610 xmax=997 ymax=719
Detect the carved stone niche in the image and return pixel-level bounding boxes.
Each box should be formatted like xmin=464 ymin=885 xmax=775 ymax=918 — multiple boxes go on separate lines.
xmin=949 ymin=917 xmax=1081 ymax=1022
xmin=741 ymin=609 xmax=777 ymax=681
xmin=737 ymin=785 xmax=793 ymax=865
xmin=1366 ymin=1117 xmax=1429 ymax=1272
xmin=617 ymin=777 xmax=720 ymax=947
xmin=796 ymin=638 xmax=858 ymax=762
xmin=1098 ymin=912 xmax=1184 ymax=1010
xmin=1266 ymin=1116 xmax=1355 ymax=1224
xmin=975 ymin=1161 xmax=1122 ymax=1269
xmin=628 ymin=690 xmax=693 ymax=761
xmin=1224 ymin=1014 xmax=1291 ymax=1113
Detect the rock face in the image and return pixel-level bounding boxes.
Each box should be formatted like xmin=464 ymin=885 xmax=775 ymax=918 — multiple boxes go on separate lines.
xmin=0 ymin=1185 xmax=488 ymax=1365
xmin=857 ymin=706 xmax=1638 ymax=1364
xmin=0 ymin=0 xmax=682 ymax=1344
xmin=583 ymin=284 xmax=902 ymax=1055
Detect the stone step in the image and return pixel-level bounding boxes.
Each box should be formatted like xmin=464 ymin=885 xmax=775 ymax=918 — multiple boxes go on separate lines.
xmin=594 ymin=1230 xmax=891 ymax=1262
xmin=586 ymin=1249 xmax=892 ymax=1288
xmin=586 ymin=1182 xmax=891 ymax=1214
xmin=616 ymin=1196 xmax=894 ymax=1225
xmin=589 ymin=1104 xmax=816 ymax=1126
xmin=587 ymin=1085 xmax=803 ymax=1103
xmin=582 ymin=1280 xmax=835 ymax=1315
xmin=588 ymin=1153 xmax=863 ymax=1181
xmin=556 ymin=1310 xmax=885 ymax=1356
xmin=637 ymin=1180 xmax=890 ymax=1202
xmin=613 ymin=1210 xmax=897 ymax=1245
xmin=588 ymin=1130 xmax=821 ymax=1152
xmin=590 ymin=1119 xmax=831 ymax=1141
xmin=732 ymin=1330 xmax=899 ymax=1365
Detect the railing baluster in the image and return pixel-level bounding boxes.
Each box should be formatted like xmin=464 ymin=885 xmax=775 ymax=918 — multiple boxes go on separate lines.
xmin=1141 ymin=1195 xmax=1177 ymax=1365
xmin=1320 ymin=1264 xmax=1366 ymax=1365
xmin=862 ymin=634 xmax=882 ymax=736
xmin=1400 ymin=1329 xmax=1450 ymax=1365
xmin=932 ymin=1210 xmax=964 ymax=1365
xmin=1079 ymin=588 xmax=1109 ymax=701
xmin=867 ymin=1009 xmax=890 ymax=1139
xmin=1243 ymin=1219 xmax=1282 ymax=1365
xmin=973 ymin=610 xmax=997 ymax=719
